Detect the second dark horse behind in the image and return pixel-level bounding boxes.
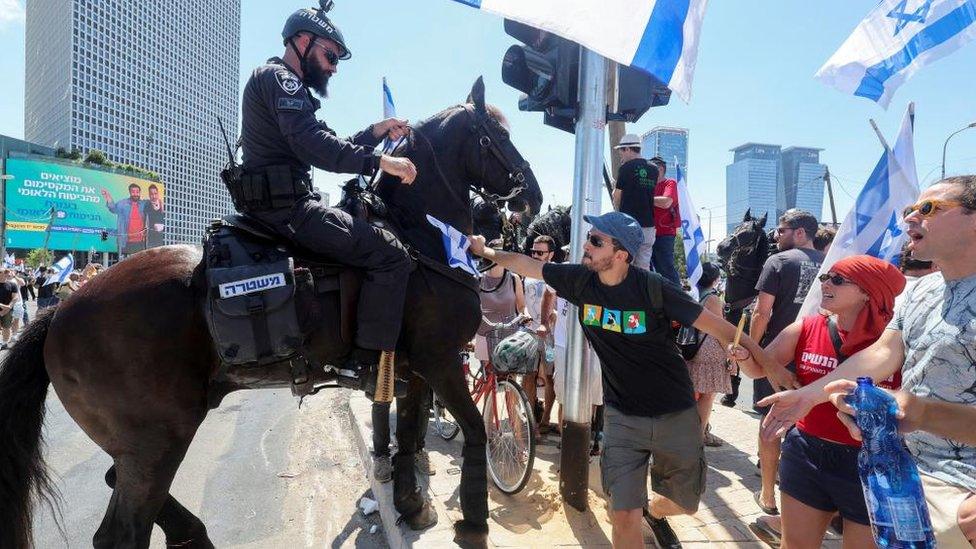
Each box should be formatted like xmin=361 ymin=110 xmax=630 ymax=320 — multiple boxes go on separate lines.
xmin=0 ymin=79 xmax=542 ymax=549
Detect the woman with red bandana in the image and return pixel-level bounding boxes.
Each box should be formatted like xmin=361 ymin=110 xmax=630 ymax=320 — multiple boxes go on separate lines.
xmin=727 ymin=255 xmax=906 ymax=548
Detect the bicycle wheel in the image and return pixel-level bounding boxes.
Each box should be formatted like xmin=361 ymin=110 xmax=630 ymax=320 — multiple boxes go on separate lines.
xmin=432 ymin=398 xmax=460 ymax=441
xmin=482 ymin=377 xmax=536 ymax=494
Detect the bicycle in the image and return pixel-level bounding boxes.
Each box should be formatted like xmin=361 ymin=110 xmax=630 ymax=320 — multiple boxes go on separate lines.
xmin=473 ymin=315 xmax=538 ymax=494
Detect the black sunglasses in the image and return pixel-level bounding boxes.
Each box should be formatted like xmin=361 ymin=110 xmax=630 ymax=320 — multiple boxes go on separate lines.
xmin=818 ymin=273 xmax=854 ymax=286
xmin=587 ymin=233 xmax=609 ymax=248
xmin=530 ymin=249 xmax=552 ymax=256
xmin=311 ymin=41 xmax=340 ymax=65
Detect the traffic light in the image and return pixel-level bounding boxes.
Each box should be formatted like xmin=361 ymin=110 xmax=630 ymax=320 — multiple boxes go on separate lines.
xmin=501 ymin=19 xmax=579 ymax=132
xmin=608 ymin=65 xmax=672 ymax=122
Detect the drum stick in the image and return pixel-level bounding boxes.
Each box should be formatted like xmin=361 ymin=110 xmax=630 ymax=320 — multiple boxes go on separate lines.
xmin=733 ymin=311 xmax=748 ymax=348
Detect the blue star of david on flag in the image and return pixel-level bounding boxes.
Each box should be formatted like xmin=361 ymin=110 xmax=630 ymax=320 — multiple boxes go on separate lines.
xmin=888 ymin=0 xmax=934 ymax=35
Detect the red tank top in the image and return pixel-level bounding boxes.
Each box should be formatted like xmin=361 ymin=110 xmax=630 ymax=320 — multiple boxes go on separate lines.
xmin=794 ymin=315 xmax=900 ymax=446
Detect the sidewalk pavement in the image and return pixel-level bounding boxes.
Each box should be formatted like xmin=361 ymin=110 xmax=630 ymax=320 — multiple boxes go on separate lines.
xmin=349 ymin=394 xmax=842 ymax=548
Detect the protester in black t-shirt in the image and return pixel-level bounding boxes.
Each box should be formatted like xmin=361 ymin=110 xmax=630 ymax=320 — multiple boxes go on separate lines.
xmin=612 ymin=134 xmax=660 ymax=271
xmin=750 ymin=208 xmax=824 ymax=519
xmin=0 ymin=270 xmax=20 ymax=350
xmin=468 ymin=211 xmax=793 ymax=548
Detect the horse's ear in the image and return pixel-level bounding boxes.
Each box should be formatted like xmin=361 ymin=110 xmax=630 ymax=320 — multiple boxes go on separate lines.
xmin=467 ymin=76 xmax=486 ymax=113
xmin=742 ymin=208 xmax=752 ymax=222
xmin=757 ymin=212 xmax=768 ymax=228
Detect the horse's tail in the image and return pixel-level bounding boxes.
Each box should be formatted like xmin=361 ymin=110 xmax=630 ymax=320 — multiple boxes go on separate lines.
xmin=0 ymin=307 xmax=58 ymax=549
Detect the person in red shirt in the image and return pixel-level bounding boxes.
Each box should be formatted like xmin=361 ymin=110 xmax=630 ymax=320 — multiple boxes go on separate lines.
xmin=728 ymin=255 xmax=906 ymax=548
xmin=648 ymin=157 xmax=681 ymax=284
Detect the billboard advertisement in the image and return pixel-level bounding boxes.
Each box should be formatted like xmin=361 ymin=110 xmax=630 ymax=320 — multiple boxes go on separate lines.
xmin=3 ymin=158 xmax=165 ymax=254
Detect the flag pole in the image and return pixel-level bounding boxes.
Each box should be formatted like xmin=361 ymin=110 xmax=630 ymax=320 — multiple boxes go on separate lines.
xmin=560 ymin=46 xmax=607 ymax=512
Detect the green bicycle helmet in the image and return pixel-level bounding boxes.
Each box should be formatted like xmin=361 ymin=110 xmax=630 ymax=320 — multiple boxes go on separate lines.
xmin=492 ymin=331 xmax=540 ymax=374
xmin=282 ymin=1 xmax=352 ymax=60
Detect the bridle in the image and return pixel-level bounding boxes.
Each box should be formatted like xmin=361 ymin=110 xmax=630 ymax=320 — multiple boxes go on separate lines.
xmin=720 ymin=223 xmax=765 ymax=278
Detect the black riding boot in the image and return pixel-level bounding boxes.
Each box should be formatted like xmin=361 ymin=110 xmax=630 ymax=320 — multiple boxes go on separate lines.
xmin=336 ymin=349 xmax=407 ymax=400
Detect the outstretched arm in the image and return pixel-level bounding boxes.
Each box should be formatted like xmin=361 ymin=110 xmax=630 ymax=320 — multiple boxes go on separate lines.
xmin=468 ymin=235 xmax=544 ymax=281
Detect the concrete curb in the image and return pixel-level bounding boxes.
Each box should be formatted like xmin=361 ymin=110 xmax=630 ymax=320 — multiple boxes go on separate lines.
xmin=348 ymin=394 xmax=463 ymax=549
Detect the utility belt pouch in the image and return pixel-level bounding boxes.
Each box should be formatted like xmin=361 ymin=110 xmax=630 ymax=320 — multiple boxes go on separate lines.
xmin=266 ymin=165 xmax=309 ymax=209
xmin=204 ymin=249 xmax=303 ymax=365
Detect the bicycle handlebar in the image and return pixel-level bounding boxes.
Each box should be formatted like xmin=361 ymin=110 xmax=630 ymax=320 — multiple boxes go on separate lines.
xmin=481 ymin=314 xmax=531 ymax=331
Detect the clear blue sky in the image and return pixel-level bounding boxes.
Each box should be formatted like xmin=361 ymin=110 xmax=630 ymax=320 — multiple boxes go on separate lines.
xmin=2 ymin=0 xmax=975 ymax=241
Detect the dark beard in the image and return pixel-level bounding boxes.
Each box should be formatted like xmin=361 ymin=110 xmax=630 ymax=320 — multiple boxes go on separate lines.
xmin=304 ymin=57 xmax=331 ymax=98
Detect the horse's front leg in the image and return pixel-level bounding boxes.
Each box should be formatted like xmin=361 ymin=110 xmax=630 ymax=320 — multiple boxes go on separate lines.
xmin=416 ymin=351 xmax=489 ymax=548
xmin=391 ymin=374 xmax=438 ymax=530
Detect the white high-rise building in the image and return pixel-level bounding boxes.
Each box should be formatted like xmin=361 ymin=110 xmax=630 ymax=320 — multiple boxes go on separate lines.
xmin=24 ymin=0 xmax=241 ymax=245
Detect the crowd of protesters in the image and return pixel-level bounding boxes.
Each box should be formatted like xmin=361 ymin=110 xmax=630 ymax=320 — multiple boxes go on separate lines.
xmin=0 ymin=262 xmax=102 ymax=350
xmin=459 ymin=129 xmax=975 ymax=549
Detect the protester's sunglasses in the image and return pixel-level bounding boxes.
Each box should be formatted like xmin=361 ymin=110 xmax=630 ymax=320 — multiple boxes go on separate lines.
xmin=530 ymin=248 xmax=552 ymax=257
xmin=775 ymin=226 xmax=796 ymax=235
xmin=587 ymin=232 xmax=608 ymax=248
xmin=818 ymin=273 xmax=855 ymax=286
xmin=902 ymin=199 xmax=961 ymax=220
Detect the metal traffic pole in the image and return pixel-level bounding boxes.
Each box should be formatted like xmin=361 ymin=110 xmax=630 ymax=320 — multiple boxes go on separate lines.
xmin=560 ymin=46 xmax=607 ymax=512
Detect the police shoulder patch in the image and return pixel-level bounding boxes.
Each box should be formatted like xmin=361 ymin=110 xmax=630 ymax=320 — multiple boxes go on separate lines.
xmin=274 ymin=70 xmax=303 ymax=95
xmin=277 ymin=97 xmax=305 ymax=111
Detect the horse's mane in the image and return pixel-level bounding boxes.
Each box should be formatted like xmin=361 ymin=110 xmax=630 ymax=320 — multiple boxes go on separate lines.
xmin=416 ymin=103 xmax=509 ymax=130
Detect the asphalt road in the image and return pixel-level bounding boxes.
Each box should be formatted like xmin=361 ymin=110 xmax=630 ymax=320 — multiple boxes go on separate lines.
xmin=5 ymin=302 xmax=387 ymax=549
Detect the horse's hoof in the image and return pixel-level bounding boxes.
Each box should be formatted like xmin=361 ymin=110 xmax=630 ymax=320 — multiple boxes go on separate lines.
xmin=399 ymin=500 xmax=438 ymax=531
xmin=453 ymin=519 xmax=489 ymax=549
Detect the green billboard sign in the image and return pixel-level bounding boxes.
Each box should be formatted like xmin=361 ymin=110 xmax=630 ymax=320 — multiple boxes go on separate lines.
xmin=3 ymin=158 xmax=166 ymax=253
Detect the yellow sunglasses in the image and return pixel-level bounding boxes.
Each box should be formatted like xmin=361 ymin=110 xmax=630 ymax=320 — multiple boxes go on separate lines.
xmin=902 ymin=199 xmax=961 ymax=220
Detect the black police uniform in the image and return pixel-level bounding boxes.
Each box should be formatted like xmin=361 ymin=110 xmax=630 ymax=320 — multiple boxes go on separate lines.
xmin=239 ymin=57 xmax=413 ymax=351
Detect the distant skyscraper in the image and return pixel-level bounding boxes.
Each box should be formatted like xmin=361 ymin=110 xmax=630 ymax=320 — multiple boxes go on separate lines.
xmin=726 ymin=143 xmax=827 ymax=234
xmin=24 ymin=0 xmax=241 ymax=246
xmin=780 ymin=147 xmax=826 ymax=219
xmin=641 ymin=126 xmax=688 ymax=177
xmin=726 ymin=143 xmax=781 ymax=234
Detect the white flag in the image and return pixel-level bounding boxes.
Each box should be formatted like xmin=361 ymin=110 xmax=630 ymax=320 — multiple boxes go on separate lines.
xmin=676 ymin=164 xmax=707 ymax=299
xmin=44 ymin=254 xmax=75 ymax=286
xmin=816 ymin=0 xmax=976 ymax=108
xmin=799 ymin=104 xmax=919 ymax=318
xmin=2 ymin=252 xmax=14 ymax=268
xmin=452 ymin=0 xmax=710 ymax=103
xmin=426 ymin=215 xmax=481 ymax=276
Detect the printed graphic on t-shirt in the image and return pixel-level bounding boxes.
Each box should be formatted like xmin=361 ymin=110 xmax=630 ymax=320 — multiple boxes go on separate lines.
xmin=582 ymin=304 xmax=602 ymax=326
xmin=602 ymin=309 xmax=622 ymax=332
xmin=623 ymin=311 xmax=647 ymax=334
xmin=634 ymin=166 xmax=654 ymax=188
xmin=794 ymin=260 xmax=820 ymax=304
xmin=581 ymin=304 xmax=647 ymax=335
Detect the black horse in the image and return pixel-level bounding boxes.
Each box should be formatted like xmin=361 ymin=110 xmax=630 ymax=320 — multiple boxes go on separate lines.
xmin=715 ymin=208 xmax=770 ymax=318
xmin=0 ymin=78 xmax=542 ymax=549
xmin=520 ymin=205 xmax=572 ymax=262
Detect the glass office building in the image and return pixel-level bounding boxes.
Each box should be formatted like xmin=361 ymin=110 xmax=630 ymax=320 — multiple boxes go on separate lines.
xmin=725 ymin=143 xmax=781 ymax=234
xmin=25 ymin=0 xmax=241 ymax=245
xmin=641 ymin=126 xmax=688 ymax=177
xmin=781 ymin=147 xmax=826 ymax=219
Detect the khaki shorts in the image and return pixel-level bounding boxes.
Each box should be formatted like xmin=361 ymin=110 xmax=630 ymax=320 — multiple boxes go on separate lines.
xmin=921 ymin=473 xmax=975 ymax=548
xmin=0 ymin=311 xmax=11 ymax=328
xmin=600 ymin=405 xmax=705 ymax=512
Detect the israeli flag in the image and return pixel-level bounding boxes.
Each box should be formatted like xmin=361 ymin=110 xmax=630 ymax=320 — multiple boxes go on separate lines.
xmin=426 ymin=215 xmax=481 ymax=276
xmin=676 ymin=165 xmax=707 ymax=299
xmin=816 ymin=0 xmax=976 ymax=108
xmin=799 ymin=104 xmax=919 ymax=318
xmin=382 ymin=77 xmax=397 ymax=153
xmin=2 ymin=252 xmax=14 ymax=268
xmin=44 ymin=254 xmax=75 ymax=286
xmin=452 ymin=0 xmax=709 ymax=102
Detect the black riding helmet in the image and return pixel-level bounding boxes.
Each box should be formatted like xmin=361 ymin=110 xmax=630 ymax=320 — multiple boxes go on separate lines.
xmin=282 ymin=1 xmax=351 ymax=83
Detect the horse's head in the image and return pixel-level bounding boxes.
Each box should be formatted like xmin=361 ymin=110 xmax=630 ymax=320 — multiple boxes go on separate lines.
xmin=471 ymin=195 xmax=504 ymax=242
xmin=461 ymin=77 xmax=543 ymax=216
xmin=716 ymin=208 xmax=769 ymax=275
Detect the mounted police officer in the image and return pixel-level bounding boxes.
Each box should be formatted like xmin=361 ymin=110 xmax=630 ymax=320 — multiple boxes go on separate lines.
xmin=235 ymin=1 xmax=417 ymax=396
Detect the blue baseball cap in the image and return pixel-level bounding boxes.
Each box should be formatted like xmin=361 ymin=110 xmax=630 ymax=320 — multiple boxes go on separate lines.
xmin=583 ymin=211 xmax=644 ymax=259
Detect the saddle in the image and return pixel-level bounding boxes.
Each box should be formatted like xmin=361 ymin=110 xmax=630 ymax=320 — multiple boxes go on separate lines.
xmin=202 ymin=212 xmax=363 ymax=403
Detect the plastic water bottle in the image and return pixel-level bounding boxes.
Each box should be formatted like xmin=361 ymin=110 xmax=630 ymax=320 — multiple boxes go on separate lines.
xmin=544 ymin=342 xmax=555 ymax=364
xmin=846 ymin=377 xmax=935 ymax=548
